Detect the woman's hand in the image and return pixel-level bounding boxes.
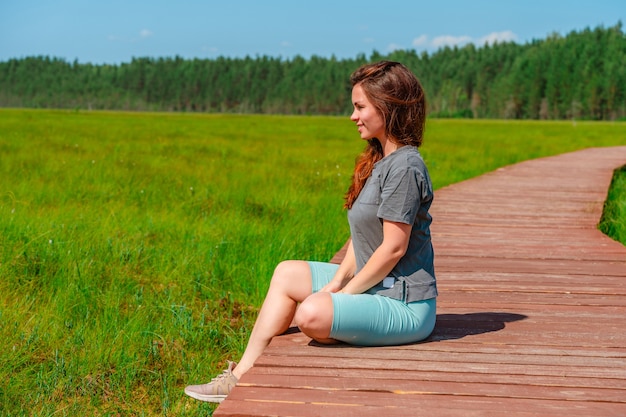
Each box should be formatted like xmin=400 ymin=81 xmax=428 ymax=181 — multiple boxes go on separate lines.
xmin=319 ymin=279 xmax=344 ymax=293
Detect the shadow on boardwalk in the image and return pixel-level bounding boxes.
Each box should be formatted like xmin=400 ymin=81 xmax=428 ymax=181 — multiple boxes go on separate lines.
xmin=430 ymin=312 xmax=528 ymax=341
xmin=288 ymin=311 xmax=529 ymax=346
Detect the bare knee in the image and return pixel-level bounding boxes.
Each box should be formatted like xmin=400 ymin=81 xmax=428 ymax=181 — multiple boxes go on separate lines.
xmin=272 ymin=260 xmax=300 ymax=281
xmin=268 ymin=260 xmax=312 ymax=302
xmin=294 ymin=293 xmax=333 ymax=340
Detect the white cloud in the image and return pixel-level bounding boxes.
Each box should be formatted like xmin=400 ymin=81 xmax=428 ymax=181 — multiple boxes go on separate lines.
xmin=412 ymin=35 xmax=429 ymax=47
xmin=411 ymin=31 xmax=518 ymax=50
xmin=432 ymin=35 xmax=473 ymax=48
xmin=139 ymin=29 xmax=153 ymax=38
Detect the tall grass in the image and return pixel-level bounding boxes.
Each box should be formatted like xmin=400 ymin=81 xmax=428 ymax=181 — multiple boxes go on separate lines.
xmin=1 ymin=109 xmax=625 ymax=416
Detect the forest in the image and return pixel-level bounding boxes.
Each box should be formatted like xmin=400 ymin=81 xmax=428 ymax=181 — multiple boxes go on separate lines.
xmin=1 ymin=23 xmax=624 ymax=120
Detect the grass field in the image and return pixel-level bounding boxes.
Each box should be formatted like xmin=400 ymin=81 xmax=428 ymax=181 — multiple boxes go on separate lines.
xmin=1 ymin=109 xmax=625 ymax=416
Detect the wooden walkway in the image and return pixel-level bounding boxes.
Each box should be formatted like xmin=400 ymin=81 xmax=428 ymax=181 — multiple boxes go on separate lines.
xmin=215 ymin=146 xmax=626 ymax=417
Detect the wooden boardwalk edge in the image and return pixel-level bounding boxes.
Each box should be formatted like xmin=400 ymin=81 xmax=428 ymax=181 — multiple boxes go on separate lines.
xmin=214 ymin=146 xmax=626 ymax=417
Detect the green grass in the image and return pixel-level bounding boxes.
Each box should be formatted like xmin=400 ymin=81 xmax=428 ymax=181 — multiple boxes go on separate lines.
xmin=600 ymin=165 xmax=626 ymax=244
xmin=1 ymin=109 xmax=625 ymax=416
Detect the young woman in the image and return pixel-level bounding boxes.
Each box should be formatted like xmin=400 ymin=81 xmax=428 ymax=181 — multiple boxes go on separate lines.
xmin=185 ymin=61 xmax=437 ymax=403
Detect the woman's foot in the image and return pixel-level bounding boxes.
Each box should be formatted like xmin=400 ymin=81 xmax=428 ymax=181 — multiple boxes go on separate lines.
xmin=184 ymin=361 xmax=238 ymax=403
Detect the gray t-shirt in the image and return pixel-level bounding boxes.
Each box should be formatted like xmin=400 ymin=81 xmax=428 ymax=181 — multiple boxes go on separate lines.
xmin=347 ymin=145 xmax=437 ymax=303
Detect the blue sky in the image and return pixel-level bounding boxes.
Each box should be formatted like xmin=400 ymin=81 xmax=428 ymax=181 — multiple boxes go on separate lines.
xmin=1 ymin=0 xmax=623 ymax=64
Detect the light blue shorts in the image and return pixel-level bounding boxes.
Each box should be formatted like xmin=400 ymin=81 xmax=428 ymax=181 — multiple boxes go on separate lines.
xmin=308 ymin=261 xmax=436 ymax=346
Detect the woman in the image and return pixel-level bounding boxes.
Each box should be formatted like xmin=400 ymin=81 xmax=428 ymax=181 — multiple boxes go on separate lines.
xmin=184 ymin=61 xmax=437 ymax=403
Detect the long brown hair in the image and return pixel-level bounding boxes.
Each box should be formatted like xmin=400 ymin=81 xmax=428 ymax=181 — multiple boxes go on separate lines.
xmin=344 ymin=61 xmax=427 ymax=209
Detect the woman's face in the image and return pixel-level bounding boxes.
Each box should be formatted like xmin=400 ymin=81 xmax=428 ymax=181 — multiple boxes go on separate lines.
xmin=350 ymin=84 xmax=385 ymax=141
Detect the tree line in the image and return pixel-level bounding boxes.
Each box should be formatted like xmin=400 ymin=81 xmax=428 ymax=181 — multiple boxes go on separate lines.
xmin=1 ymin=23 xmax=624 ymax=120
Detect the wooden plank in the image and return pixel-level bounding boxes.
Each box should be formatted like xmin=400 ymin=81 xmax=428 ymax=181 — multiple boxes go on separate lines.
xmin=266 ymin=334 xmax=626 ymax=358
xmin=214 ymin=146 xmax=626 ymax=417
xmin=237 ymin=373 xmax=626 ymax=403
xmin=434 ymin=256 xmax=626 ymax=276
xmin=258 ymin=345 xmax=626 ymax=373
xmin=221 ymin=387 xmax=626 ymax=417
xmin=435 ymin=291 xmax=626 ymax=308
xmin=247 ymin=360 xmax=626 ymax=390
xmin=252 ymin=352 xmax=626 ymax=380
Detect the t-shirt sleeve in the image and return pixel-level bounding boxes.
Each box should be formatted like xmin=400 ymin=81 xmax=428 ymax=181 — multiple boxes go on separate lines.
xmin=377 ymin=166 xmax=423 ymax=224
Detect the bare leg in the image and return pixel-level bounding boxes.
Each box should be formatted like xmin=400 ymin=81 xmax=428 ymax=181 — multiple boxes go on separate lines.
xmin=232 ymin=260 xmax=313 ymax=379
xmin=294 ymin=292 xmax=337 ymax=344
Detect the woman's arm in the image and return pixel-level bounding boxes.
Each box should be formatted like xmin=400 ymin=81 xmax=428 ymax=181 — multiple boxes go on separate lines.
xmin=319 ymin=239 xmax=357 ymax=293
xmin=339 ymin=220 xmax=411 ymax=295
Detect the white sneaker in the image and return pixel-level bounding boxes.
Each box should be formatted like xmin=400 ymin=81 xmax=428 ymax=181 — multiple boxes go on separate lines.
xmin=184 ymin=361 xmax=238 ymax=403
